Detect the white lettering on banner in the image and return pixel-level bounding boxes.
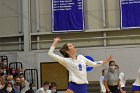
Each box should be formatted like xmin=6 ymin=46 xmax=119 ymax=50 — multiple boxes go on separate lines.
xmin=121 ymin=0 xmax=140 ymax=4
xmin=53 ymin=0 xmax=82 ymax=11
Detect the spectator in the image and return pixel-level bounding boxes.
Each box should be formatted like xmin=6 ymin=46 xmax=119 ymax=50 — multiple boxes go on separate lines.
xmin=0 ymin=69 xmax=6 ymax=84
xmin=25 ymin=83 xmax=36 ymax=93
xmin=10 ymin=68 xmax=17 ymax=78
xmin=50 ymin=82 xmax=57 ymax=93
xmin=7 ymin=75 xmax=15 ymax=86
xmin=2 ymin=60 xmax=8 ymax=68
xmin=13 ymin=76 xmax=21 ymax=93
xmin=6 ymin=83 xmax=15 ymax=93
xmin=0 ymin=80 xmax=6 ymax=93
xmin=20 ymin=76 xmax=29 ymax=93
xmin=104 ymin=61 xmax=123 ymax=93
xmin=36 ymin=82 xmax=51 ymax=93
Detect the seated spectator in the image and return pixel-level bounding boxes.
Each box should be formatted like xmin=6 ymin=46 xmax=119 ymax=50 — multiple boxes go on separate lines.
xmin=7 ymin=75 xmax=15 ymax=86
xmin=5 ymin=83 xmax=15 ymax=93
xmin=0 ymin=80 xmax=6 ymax=93
xmin=0 ymin=68 xmax=6 ymax=84
xmin=50 ymin=82 xmax=57 ymax=93
xmin=13 ymin=76 xmax=21 ymax=93
xmin=25 ymin=83 xmax=36 ymax=93
xmin=10 ymin=68 xmax=17 ymax=78
xmin=36 ymin=82 xmax=51 ymax=93
xmin=20 ymin=75 xmax=29 ymax=93
xmin=2 ymin=60 xmax=8 ymax=68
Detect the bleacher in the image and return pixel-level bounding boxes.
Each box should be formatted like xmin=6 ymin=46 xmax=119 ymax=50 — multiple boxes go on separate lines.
xmin=87 ymin=80 xmax=135 ymax=93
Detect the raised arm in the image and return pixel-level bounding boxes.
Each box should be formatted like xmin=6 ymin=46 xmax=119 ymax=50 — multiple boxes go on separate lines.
xmin=51 ymin=37 xmax=61 ymax=47
xmin=85 ymin=55 xmax=112 ymax=67
xmin=48 ymin=37 xmax=66 ymax=66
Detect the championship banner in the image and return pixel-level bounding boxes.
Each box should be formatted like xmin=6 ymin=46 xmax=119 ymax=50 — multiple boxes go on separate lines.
xmin=52 ymin=0 xmax=84 ymax=32
xmin=120 ymin=0 xmax=140 ymax=29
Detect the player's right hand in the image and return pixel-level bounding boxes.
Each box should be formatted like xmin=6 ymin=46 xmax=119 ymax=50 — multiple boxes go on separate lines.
xmin=54 ymin=37 xmax=61 ymax=43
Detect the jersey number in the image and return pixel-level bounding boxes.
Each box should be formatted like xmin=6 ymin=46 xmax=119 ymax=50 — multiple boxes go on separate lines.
xmin=78 ymin=64 xmax=82 ymax=71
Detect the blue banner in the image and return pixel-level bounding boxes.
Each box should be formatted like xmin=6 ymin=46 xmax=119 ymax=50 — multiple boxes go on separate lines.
xmin=52 ymin=0 xmax=84 ymax=32
xmin=120 ymin=0 xmax=140 ymax=29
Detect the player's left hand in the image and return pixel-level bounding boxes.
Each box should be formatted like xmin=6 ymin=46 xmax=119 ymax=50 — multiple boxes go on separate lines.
xmin=103 ymin=55 xmax=112 ymax=64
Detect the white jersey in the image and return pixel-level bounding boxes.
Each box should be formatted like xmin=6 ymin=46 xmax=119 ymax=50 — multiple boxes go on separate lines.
xmin=133 ymin=67 xmax=140 ymax=86
xmin=48 ymin=46 xmax=103 ymax=84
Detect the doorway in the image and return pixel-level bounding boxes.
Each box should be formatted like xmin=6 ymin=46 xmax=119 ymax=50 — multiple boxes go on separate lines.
xmin=40 ymin=62 xmax=68 ymax=90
